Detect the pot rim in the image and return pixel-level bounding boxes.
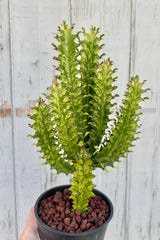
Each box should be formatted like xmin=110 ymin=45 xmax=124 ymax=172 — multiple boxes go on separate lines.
xmin=34 ymin=184 xmax=113 ymax=236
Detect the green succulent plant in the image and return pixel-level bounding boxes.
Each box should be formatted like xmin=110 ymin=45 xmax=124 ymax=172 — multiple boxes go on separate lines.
xmin=28 ymin=22 xmax=149 ymax=213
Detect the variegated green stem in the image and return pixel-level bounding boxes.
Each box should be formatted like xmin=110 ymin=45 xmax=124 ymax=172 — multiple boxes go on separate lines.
xmin=69 ymin=152 xmax=95 ymax=213
xmin=94 ymin=76 xmax=149 ymax=168
xmin=28 ymin=97 xmax=75 ymax=175
xmin=80 ymin=27 xmax=104 ymax=148
xmin=89 ymin=59 xmax=118 ymax=154
xmin=52 ymin=21 xmax=83 ymax=143
xmin=48 ymin=84 xmax=79 ymax=161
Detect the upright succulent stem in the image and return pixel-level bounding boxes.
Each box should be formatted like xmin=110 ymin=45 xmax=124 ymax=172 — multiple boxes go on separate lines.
xmin=69 ymin=151 xmax=95 ymax=212
xmin=28 ymin=22 xmax=149 ymax=213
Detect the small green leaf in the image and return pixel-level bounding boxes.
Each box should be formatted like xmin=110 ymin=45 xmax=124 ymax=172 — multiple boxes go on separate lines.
xmin=78 ymin=141 xmax=84 ymax=147
xmin=27 ymin=134 xmax=33 ymax=138
xmin=84 ymin=131 xmax=90 ymax=137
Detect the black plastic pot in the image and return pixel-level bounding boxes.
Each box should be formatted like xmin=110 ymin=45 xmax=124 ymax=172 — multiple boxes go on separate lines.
xmin=35 ymin=185 xmax=113 ymax=240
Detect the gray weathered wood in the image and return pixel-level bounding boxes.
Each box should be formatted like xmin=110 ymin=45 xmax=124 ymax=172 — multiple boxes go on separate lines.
xmin=0 ymin=0 xmax=17 ymax=239
xmin=9 ymin=0 xmax=42 ymax=236
xmin=0 ymin=1 xmax=159 ymax=239
xmin=127 ymin=0 xmax=160 ymax=239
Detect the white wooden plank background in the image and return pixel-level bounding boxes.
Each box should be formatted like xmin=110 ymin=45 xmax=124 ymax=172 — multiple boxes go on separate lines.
xmin=0 ymin=1 xmax=17 ymax=240
xmin=127 ymin=1 xmax=160 ymax=239
xmin=0 ymin=0 xmax=159 ymax=239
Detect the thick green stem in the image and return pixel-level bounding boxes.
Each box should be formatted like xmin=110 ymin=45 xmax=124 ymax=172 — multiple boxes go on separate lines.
xmin=69 ymin=152 xmax=95 ymax=213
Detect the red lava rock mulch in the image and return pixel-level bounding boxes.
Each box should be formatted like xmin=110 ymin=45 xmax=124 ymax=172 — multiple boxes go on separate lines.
xmin=38 ymin=188 xmax=110 ymax=233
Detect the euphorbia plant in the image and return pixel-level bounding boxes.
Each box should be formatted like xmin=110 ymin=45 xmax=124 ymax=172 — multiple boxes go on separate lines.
xmin=28 ymin=22 xmax=149 ymax=213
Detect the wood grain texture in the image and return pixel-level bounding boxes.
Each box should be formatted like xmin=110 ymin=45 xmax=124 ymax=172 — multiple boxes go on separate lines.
xmin=0 ymin=0 xmax=159 ymax=239
xmin=0 ymin=0 xmax=17 ymax=239
xmin=127 ymin=0 xmax=160 ymax=239
xmin=9 ymin=0 xmax=42 ymax=236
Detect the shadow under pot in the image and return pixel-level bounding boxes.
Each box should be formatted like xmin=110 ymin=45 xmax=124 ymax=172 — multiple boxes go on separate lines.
xmin=34 ymin=185 xmax=113 ymax=240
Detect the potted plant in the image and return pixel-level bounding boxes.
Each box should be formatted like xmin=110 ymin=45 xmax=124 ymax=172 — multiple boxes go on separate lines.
xmin=28 ymin=21 xmax=149 ymax=240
